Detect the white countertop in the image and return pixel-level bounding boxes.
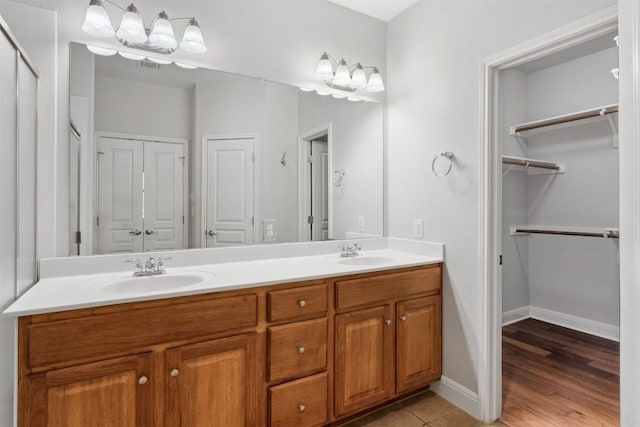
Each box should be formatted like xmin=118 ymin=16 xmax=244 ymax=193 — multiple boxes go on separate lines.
xmin=3 ymin=238 xmax=443 ymax=318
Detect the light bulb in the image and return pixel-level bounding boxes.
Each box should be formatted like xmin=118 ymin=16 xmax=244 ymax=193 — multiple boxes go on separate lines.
xmin=147 ymin=56 xmax=172 ymax=65
xmin=315 ymin=52 xmax=334 ymax=81
xmin=366 ymin=68 xmax=385 ymax=93
xmin=180 ymin=18 xmax=207 ymax=54
xmin=119 ymin=51 xmax=146 ymax=60
xmin=87 ymin=45 xmax=117 ymax=56
xmin=175 ymin=62 xmax=198 ymax=69
xmin=333 ymin=59 xmax=351 ymax=87
xmin=299 ymin=87 xmax=314 ymax=92
xmin=350 ymin=64 xmax=367 ymax=89
xmin=149 ymin=11 xmax=177 ymax=50
xmin=332 ymin=93 xmax=348 ymax=99
xmin=316 ymin=90 xmax=331 ymax=96
xmin=116 ymin=4 xmax=147 ymax=44
xmin=82 ymin=0 xmax=115 ymax=37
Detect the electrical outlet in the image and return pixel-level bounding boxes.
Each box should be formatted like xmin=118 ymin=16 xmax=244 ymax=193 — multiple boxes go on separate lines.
xmin=263 ymin=219 xmax=277 ymax=242
xmin=358 ymin=216 xmax=366 ymax=233
xmin=414 ymin=219 xmax=424 ymax=238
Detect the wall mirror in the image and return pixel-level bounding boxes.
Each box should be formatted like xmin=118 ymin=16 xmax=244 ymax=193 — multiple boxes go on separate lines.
xmin=67 ymin=42 xmax=383 ymax=256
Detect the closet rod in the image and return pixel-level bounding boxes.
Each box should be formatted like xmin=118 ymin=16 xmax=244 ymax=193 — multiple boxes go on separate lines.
xmin=512 ymin=227 xmax=619 ymax=239
xmin=502 ymin=156 xmax=560 ymax=171
xmin=511 ymin=104 xmax=618 ymax=135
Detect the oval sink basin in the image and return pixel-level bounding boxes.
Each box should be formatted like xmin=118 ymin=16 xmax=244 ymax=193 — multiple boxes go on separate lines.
xmin=101 ymin=272 xmax=213 ymax=294
xmin=338 ymin=256 xmax=398 ymax=266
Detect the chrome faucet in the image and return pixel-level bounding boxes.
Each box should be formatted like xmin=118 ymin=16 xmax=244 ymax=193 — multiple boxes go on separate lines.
xmin=340 ymin=243 xmax=362 ymax=258
xmin=125 ymin=256 xmax=171 ymax=276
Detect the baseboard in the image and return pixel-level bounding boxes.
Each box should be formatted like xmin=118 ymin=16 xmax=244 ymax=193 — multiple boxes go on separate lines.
xmin=528 ymin=306 xmax=620 ymax=342
xmin=501 ymin=305 xmax=620 ymax=342
xmin=430 ymin=375 xmax=479 ymax=419
xmin=502 ymin=306 xmax=530 ymax=326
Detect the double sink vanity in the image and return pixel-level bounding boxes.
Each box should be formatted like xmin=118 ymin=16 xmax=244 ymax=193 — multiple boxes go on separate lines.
xmin=4 ymin=238 xmax=443 ymax=426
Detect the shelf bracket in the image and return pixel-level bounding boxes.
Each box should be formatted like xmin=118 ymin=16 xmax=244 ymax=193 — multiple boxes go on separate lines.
xmin=606 ymin=113 xmax=618 ymax=148
xmin=502 ymin=165 xmax=515 ymax=178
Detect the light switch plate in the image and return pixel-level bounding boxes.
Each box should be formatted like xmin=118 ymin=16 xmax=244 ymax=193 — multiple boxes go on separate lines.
xmin=414 ymin=219 xmax=424 ymax=238
xmin=358 ymin=216 xmax=366 ymax=232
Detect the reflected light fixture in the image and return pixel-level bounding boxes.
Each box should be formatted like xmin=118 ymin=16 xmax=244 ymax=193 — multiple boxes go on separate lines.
xmin=81 ymin=0 xmax=207 ymax=56
xmin=315 ymin=52 xmax=384 ymax=94
xmin=87 ymin=45 xmax=117 ymax=56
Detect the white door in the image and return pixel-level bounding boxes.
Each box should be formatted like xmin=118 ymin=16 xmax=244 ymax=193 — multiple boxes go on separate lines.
xmin=204 ymin=138 xmax=255 ymax=247
xmin=143 ymin=141 xmax=185 ymax=252
xmin=311 ymin=140 xmax=329 ymax=241
xmin=97 ymin=137 xmax=144 ymax=254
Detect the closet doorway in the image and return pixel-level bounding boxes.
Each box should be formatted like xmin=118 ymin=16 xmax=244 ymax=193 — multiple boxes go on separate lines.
xmin=96 ymin=134 xmax=187 ymax=254
xmin=498 ymin=25 xmax=620 ymax=426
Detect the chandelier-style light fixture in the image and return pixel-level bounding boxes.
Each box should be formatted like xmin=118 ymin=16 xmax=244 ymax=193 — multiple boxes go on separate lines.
xmin=81 ymin=0 xmax=207 ymax=56
xmin=315 ymin=52 xmax=384 ymax=93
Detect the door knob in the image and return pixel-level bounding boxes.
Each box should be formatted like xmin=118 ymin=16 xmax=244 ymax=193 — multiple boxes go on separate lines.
xmin=298 ymin=300 xmax=306 ymax=308
xmin=145 ymin=229 xmax=154 ymax=235
xmin=298 ymin=404 xmax=306 ymax=413
xmin=170 ymin=369 xmax=179 ymax=377
xmin=138 ymin=376 xmax=148 ymax=385
xmin=385 ymin=319 xmax=392 ymax=326
xmin=298 ymin=346 xmax=306 ymax=354
xmin=400 ymin=315 xmax=407 ymax=322
xmin=129 ymin=230 xmax=142 ymax=236
xmin=207 ymin=230 xmax=217 ymax=236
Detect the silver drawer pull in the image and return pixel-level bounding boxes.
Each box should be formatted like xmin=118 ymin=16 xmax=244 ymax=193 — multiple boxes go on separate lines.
xmin=170 ymin=369 xmax=179 ymax=377
xmin=298 ymin=404 xmax=306 ymax=413
xmin=138 ymin=376 xmax=148 ymax=385
xmin=298 ymin=300 xmax=306 ymax=308
xmin=298 ymin=346 xmax=306 ymax=354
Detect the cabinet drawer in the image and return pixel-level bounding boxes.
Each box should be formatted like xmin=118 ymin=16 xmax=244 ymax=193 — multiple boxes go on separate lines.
xmin=335 ymin=265 xmax=441 ymax=310
xmin=269 ymin=372 xmax=328 ymax=427
xmin=27 ymin=294 xmax=258 ymax=369
xmin=268 ymin=318 xmax=327 ymax=382
xmin=268 ymin=284 xmax=327 ymax=323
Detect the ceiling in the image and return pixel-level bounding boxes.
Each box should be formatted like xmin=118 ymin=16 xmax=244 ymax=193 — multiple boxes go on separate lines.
xmin=327 ymin=0 xmax=419 ymax=22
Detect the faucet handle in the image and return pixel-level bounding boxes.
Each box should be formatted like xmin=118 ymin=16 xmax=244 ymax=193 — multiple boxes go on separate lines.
xmin=353 ymin=243 xmax=362 ymax=250
xmin=125 ymin=258 xmax=143 ymax=272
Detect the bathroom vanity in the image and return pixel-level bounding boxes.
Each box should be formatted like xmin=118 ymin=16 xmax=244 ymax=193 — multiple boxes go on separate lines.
xmin=6 ymin=240 xmax=443 ymax=427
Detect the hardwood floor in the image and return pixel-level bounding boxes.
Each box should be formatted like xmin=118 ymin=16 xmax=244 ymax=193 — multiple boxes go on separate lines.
xmin=501 ymin=319 xmax=619 ymax=427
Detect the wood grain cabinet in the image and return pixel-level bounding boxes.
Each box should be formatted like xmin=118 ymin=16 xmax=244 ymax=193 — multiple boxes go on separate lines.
xmin=334 ymin=265 xmax=442 ymax=418
xmin=335 ymin=305 xmax=395 ymax=416
xmin=25 ymin=353 xmax=154 ymax=426
xmin=18 ymin=264 xmax=441 ymax=427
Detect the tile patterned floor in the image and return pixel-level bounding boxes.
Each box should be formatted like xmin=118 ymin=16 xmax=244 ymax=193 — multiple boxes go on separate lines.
xmin=340 ymin=391 xmax=506 ymax=427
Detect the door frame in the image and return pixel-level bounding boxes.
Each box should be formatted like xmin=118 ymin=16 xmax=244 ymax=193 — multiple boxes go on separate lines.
xmin=297 ymin=123 xmax=333 ymax=241
xmin=477 ymin=7 xmax=618 ymax=422
xmin=200 ymin=133 xmax=259 ymax=248
xmin=94 ymin=131 xmax=189 ymax=251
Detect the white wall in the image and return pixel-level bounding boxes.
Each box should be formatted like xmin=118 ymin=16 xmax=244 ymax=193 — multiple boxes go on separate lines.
xmin=525 ymin=47 xmax=619 ymax=326
xmin=386 ymin=0 xmax=616 ymax=403
xmin=298 ymin=92 xmax=384 ymax=239
xmin=501 ymin=69 xmax=530 ymax=313
xmin=95 ymin=77 xmax=193 ymax=140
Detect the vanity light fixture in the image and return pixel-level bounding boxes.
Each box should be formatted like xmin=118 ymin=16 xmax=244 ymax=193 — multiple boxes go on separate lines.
xmin=81 ymin=0 xmax=207 ymax=56
xmin=315 ymin=52 xmax=384 ymax=93
xmin=86 ymin=44 xmax=198 ymax=70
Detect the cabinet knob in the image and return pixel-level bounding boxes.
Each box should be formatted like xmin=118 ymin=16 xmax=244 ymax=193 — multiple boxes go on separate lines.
xmin=385 ymin=319 xmax=392 ymax=326
xmin=298 ymin=346 xmax=306 ymax=354
xmin=400 ymin=315 xmax=407 ymax=322
xmin=298 ymin=300 xmax=306 ymax=308
xmin=298 ymin=404 xmax=306 ymax=413
xmin=138 ymin=376 xmax=148 ymax=385
xmin=170 ymin=369 xmax=180 ymax=377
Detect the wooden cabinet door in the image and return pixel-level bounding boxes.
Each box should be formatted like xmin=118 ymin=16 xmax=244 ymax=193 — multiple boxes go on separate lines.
xmin=165 ymin=333 xmax=258 ymax=427
xmin=397 ymin=295 xmax=442 ymax=393
xmin=25 ymin=353 xmax=153 ymax=427
xmin=335 ymin=305 xmax=394 ymax=417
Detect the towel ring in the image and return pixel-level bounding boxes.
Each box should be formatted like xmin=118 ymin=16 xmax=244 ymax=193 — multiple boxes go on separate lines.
xmin=432 ymin=151 xmax=455 ymax=177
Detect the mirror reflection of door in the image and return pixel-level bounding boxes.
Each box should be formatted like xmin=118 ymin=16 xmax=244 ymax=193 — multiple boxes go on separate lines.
xmin=69 ymin=121 xmax=81 ymax=256
xmin=310 ymin=138 xmax=329 ymax=241
xmin=203 ymin=137 xmax=255 ymax=248
xmin=96 ymin=135 xmax=186 ymax=254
